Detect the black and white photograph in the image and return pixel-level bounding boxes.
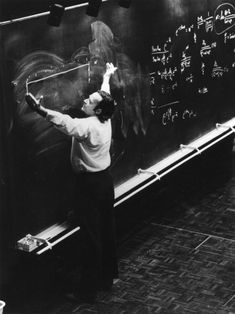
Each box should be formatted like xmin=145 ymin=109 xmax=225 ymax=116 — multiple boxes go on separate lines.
xmin=0 ymin=0 xmax=235 ymax=313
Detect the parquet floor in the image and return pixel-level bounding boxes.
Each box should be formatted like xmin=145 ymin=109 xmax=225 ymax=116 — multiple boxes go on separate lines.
xmin=4 ymin=140 xmax=235 ymax=314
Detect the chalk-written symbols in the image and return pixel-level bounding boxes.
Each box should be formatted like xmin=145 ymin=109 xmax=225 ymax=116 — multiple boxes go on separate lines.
xmin=224 ymin=32 xmax=235 ymax=44
xmin=150 ymin=97 xmax=157 ymax=115
xmin=166 ymin=37 xmax=172 ymax=44
xmin=197 ymin=16 xmax=204 ymax=29
xmin=175 ymin=24 xmax=194 ymax=38
xmin=152 ymin=45 xmax=162 ymax=53
xmin=161 ymin=54 xmax=167 ymax=65
xmin=198 ymin=87 xmax=208 ymax=94
xmin=187 ymin=25 xmax=194 ymax=33
xmin=164 ymin=83 xmax=178 ymax=94
xmin=160 ymin=106 xmax=197 ymax=126
xmin=175 ymin=24 xmax=186 ymax=36
xmin=157 ymin=67 xmax=177 ymax=81
xmin=155 ymin=83 xmax=178 ymax=96
xmin=205 ymin=14 xmax=214 ymax=32
xmin=172 ymin=82 xmax=178 ymax=90
xmin=214 ymin=3 xmax=235 ymax=35
xmin=181 ymin=51 xmax=191 ymax=73
xmin=211 ymin=61 xmax=229 ymax=78
xmin=158 ymin=101 xmax=178 ymax=125
xmin=152 ymin=55 xmax=160 ymax=63
xmin=151 ymin=44 xmax=170 ymax=65
xmin=197 ymin=13 xmax=214 ymax=32
xmin=149 ymin=72 xmax=155 ymax=86
xmin=182 ymin=109 xmax=197 ymax=120
xmin=165 ymin=52 xmax=173 ymax=65
xmin=152 ymin=54 xmax=168 ymax=65
xmin=201 ymin=62 xmax=205 ymax=76
xmin=200 ymin=40 xmax=217 ymax=57
xmin=151 ymin=40 xmax=173 ymax=64
xmin=185 ymin=74 xmax=194 ymax=83
xmin=151 ymin=45 xmax=168 ymax=55
xmin=162 ymin=107 xmax=179 ymax=126
xmin=152 ymin=54 xmax=172 ymax=65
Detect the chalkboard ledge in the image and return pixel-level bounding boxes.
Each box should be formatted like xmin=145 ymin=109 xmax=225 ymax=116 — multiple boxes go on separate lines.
xmin=114 ymin=117 xmax=235 ymax=206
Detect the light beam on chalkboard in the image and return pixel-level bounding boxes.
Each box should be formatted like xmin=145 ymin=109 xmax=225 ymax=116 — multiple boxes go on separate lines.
xmin=118 ymin=0 xmax=131 ymax=8
xmin=47 ymin=3 xmax=65 ymax=27
xmin=86 ymin=0 xmax=102 ymax=17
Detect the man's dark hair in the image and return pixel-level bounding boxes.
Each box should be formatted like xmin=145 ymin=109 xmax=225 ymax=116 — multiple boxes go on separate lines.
xmin=95 ymin=90 xmax=116 ymax=123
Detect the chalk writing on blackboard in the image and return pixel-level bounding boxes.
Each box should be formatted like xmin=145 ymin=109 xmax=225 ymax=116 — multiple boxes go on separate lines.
xmin=151 ymin=44 xmax=172 ymax=65
xmin=150 ymin=0 xmax=234 ymax=120
xmin=182 ymin=109 xmax=197 ymax=120
xmin=211 ymin=61 xmax=229 ymax=78
xmin=181 ymin=51 xmax=191 ymax=73
xmin=185 ymin=74 xmax=194 ymax=84
xmin=214 ymin=3 xmax=235 ymax=35
xmin=162 ymin=108 xmax=179 ymax=125
xmin=197 ymin=13 xmax=214 ymax=32
xmin=160 ymin=105 xmax=197 ymax=126
xmin=198 ymin=87 xmax=208 ymax=94
xmin=150 ymin=97 xmax=157 ymax=115
xmin=201 ymin=62 xmax=206 ymax=75
xmin=200 ymin=40 xmax=217 ymax=57
xmin=157 ymin=68 xmax=178 ymax=81
xmin=149 ymin=72 xmax=155 ymax=86
xmin=176 ymin=24 xmax=194 ymax=36
xmin=224 ymin=31 xmax=235 ymax=43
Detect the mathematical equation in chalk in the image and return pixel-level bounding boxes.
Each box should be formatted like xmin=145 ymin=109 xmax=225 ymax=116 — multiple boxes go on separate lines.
xmin=161 ymin=106 xmax=197 ymax=126
xmin=214 ymin=3 xmax=235 ymax=35
xmin=150 ymin=2 xmax=234 ymax=96
xmin=211 ymin=61 xmax=229 ymax=78
xmin=224 ymin=31 xmax=235 ymax=44
xmin=197 ymin=12 xmax=214 ymax=33
xmin=181 ymin=48 xmax=191 ymax=73
xmin=175 ymin=24 xmax=194 ymax=36
xmin=200 ymin=40 xmax=217 ymax=58
xmin=150 ymin=100 xmax=197 ymax=126
xmin=151 ymin=40 xmax=172 ymax=65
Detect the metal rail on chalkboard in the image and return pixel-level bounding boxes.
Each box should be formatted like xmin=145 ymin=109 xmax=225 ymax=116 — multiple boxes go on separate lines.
xmin=0 ymin=0 xmax=108 ymax=26
xmin=114 ymin=117 xmax=235 ymax=207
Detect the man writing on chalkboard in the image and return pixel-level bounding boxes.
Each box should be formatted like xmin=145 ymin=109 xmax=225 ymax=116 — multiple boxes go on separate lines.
xmin=25 ymin=62 xmax=118 ymax=302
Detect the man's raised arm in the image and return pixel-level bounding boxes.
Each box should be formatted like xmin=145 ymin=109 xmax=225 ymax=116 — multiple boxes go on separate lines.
xmin=101 ymin=62 xmax=117 ymax=94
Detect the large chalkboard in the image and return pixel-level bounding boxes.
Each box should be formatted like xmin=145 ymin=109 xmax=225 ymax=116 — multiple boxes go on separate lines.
xmin=1 ymin=0 xmax=235 ymax=236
